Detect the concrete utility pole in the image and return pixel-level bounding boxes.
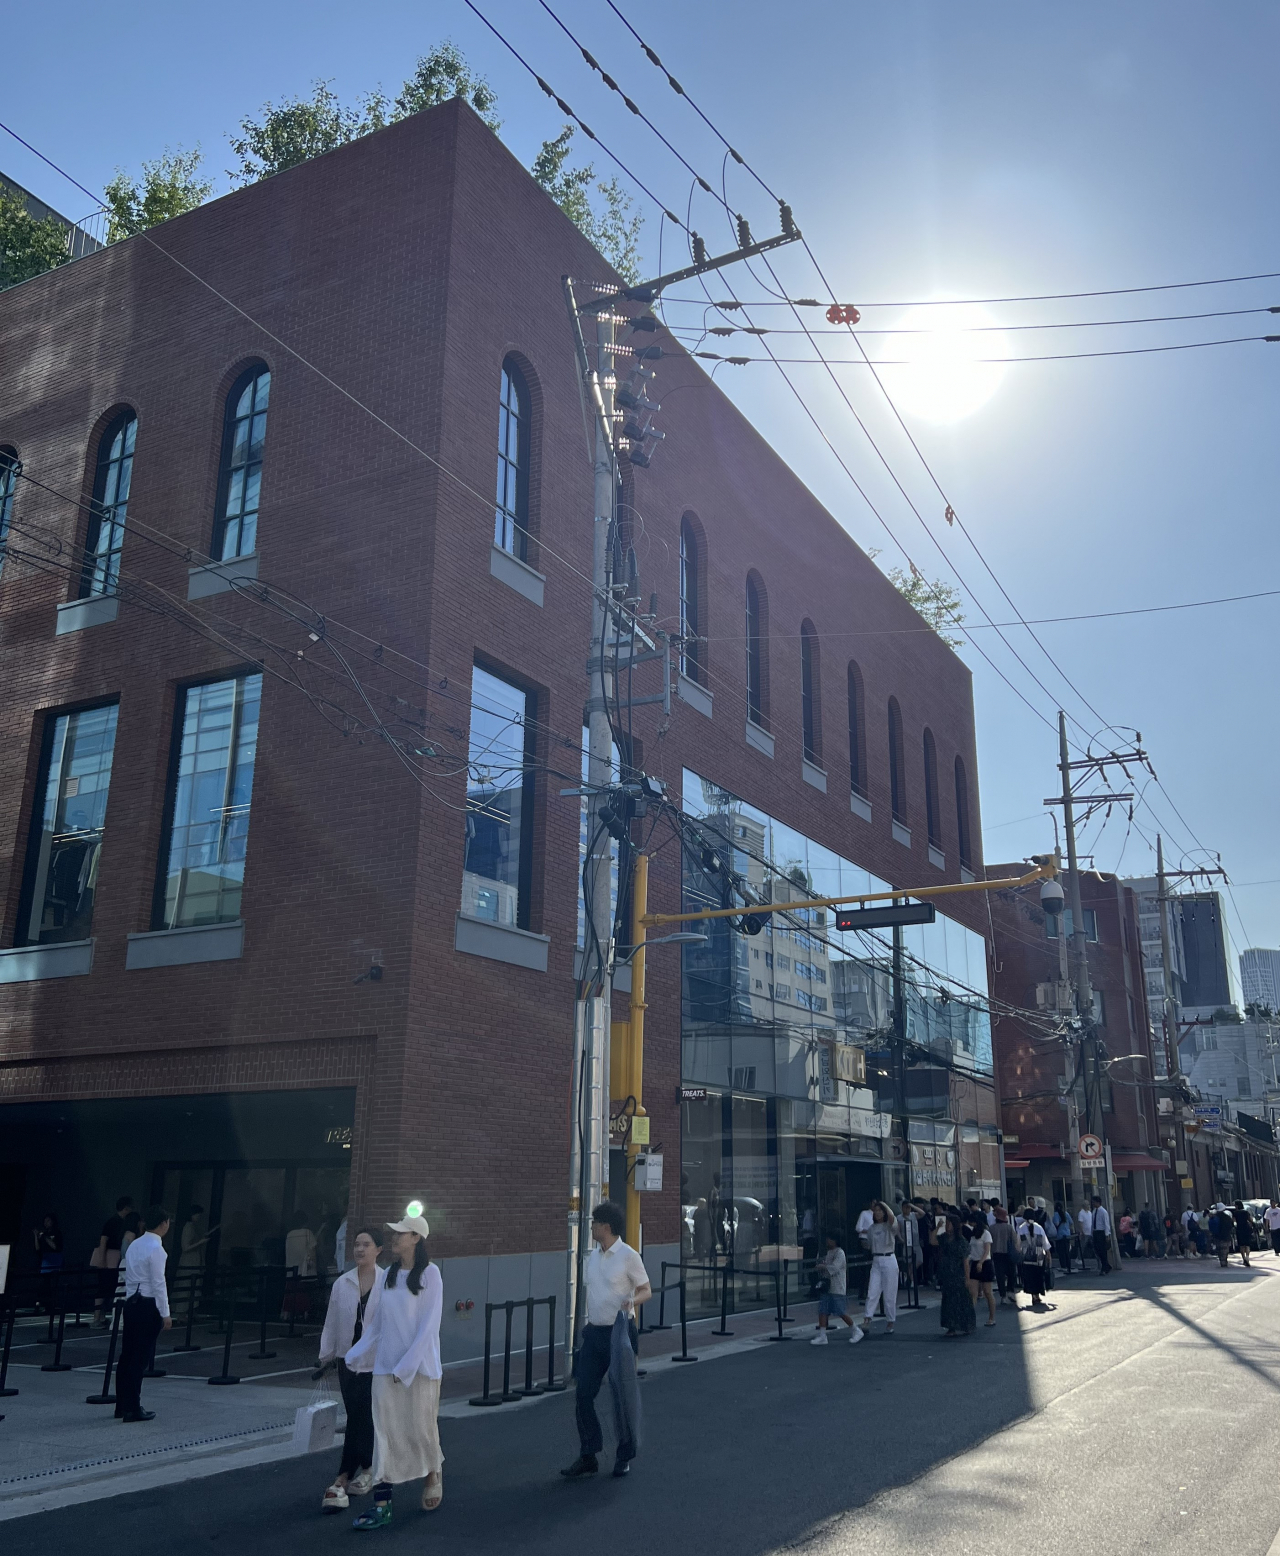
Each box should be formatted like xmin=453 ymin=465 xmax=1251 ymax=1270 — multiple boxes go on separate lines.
xmin=1156 ymin=834 xmax=1186 ymax=1211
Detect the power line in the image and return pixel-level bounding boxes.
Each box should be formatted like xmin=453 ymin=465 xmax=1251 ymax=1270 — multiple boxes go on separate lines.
xmin=683 ymin=335 xmax=1271 ymax=364
xmin=655 ymin=273 xmax=1280 ymax=308
xmin=666 ymin=305 xmax=1278 ymax=334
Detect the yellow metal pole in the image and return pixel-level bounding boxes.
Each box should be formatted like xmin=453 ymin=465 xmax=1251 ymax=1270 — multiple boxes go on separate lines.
xmin=626 ymin=853 xmax=649 ymax=1249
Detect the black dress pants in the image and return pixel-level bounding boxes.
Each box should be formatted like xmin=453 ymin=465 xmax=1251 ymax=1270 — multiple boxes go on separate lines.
xmin=575 ymin=1319 xmax=637 ymax=1460
xmin=115 ymin=1295 xmax=163 ymax=1417
xmin=1093 ymin=1230 xmax=1112 ymax=1274
xmin=338 ymin=1361 xmax=374 ymax=1477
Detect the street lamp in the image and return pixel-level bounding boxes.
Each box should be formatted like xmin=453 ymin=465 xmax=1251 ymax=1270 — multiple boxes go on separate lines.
xmin=615 ymin=932 xmax=707 ymax=963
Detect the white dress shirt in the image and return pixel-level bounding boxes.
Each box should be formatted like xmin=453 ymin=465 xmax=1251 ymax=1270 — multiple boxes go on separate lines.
xmin=319 ymin=1266 xmax=383 ymax=1371
xmin=1092 ymin=1206 xmax=1111 ymax=1235
xmin=345 ymin=1264 xmax=443 ymax=1383
xmin=1077 ymin=1207 xmax=1093 ymax=1237
xmin=583 ymin=1238 xmax=649 ymax=1326
xmin=122 ymin=1231 xmax=170 ymax=1318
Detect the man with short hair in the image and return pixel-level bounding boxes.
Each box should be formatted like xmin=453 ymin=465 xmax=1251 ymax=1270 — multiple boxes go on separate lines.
xmin=561 ymin=1201 xmax=651 ymax=1481
xmin=115 ymin=1205 xmax=171 ymax=1423
xmin=1091 ymin=1196 xmax=1113 ymax=1274
xmin=1263 ymin=1199 xmax=1280 ymax=1256
xmin=1076 ymin=1200 xmax=1094 ymax=1272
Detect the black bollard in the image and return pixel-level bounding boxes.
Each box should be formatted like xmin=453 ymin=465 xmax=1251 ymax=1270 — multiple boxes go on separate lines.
xmin=544 ymin=1295 xmax=566 ymax=1391
xmin=207 ymin=1278 xmax=241 ymax=1385
xmin=0 ymin=1303 xmax=18 ymax=1396
xmin=42 ymin=1307 xmax=73 ymax=1372
xmin=670 ymin=1278 xmax=698 ymax=1362
xmin=519 ymin=1297 xmax=540 ymax=1396
xmin=248 ymin=1269 xmax=277 ymax=1360
xmin=68 ymin=1268 xmax=89 ymax=1330
xmin=498 ymin=1300 xmax=521 ymax=1403
xmin=469 ymin=1304 xmax=502 ymax=1406
xmin=85 ymin=1300 xmax=122 ymax=1403
xmin=765 ymin=1267 xmax=792 ymax=1341
xmin=172 ymin=1270 xmax=201 ymax=1353
xmin=712 ymin=1261 xmax=734 ymax=1336
xmin=649 ymin=1262 xmax=672 ymax=1331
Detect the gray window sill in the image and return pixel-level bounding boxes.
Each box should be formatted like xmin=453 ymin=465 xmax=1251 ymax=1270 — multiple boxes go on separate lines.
xmin=126 ymin=920 xmax=244 ymax=970
xmin=455 ymin=913 xmax=549 ymax=972
xmin=745 ymin=720 xmax=774 ymax=758
xmin=850 ymin=790 xmax=872 ymax=824
xmin=891 ymin=819 xmax=912 ymax=848
xmin=490 ymin=543 xmax=545 ymax=607
xmin=56 ymin=595 xmax=118 ymax=635
xmin=960 ymin=865 xmax=976 ymax=884
xmin=928 ymin=843 xmax=945 ymax=870
xmin=801 ymin=758 xmax=827 ymax=793
xmin=573 ymin=948 xmax=631 ymax=993
xmin=677 ymin=674 xmax=713 ymax=720
xmin=0 ymin=938 xmax=94 ymax=982
xmin=188 ymin=552 xmax=258 ymax=601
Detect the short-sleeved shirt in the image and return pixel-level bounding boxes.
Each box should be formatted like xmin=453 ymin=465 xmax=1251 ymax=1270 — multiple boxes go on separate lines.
xmin=968 ymin=1229 xmax=993 ymax=1263
xmin=1264 ymin=1208 xmax=1280 ymax=1231
xmin=822 ymin=1246 xmax=847 ymax=1295
xmin=101 ymin=1214 xmax=126 ymax=1252
xmin=1077 ymin=1209 xmax=1093 ymax=1236
xmin=584 ymin=1238 xmax=649 ymax=1326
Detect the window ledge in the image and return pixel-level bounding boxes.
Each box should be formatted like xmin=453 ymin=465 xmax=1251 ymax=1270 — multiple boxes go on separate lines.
xmin=928 ymin=843 xmax=945 ymax=870
xmin=960 ymin=865 xmax=976 ymax=884
xmin=676 ymin=674 xmax=713 ymax=720
xmin=490 ymin=544 xmax=545 ymax=607
xmin=0 ymin=938 xmax=94 ymax=983
xmin=891 ymin=819 xmax=912 ymax=848
xmin=849 ymin=790 xmax=872 ymax=824
xmin=188 ymin=552 xmax=259 ymax=601
xmin=55 ymin=595 xmax=118 ymax=636
xmin=126 ymin=920 xmax=244 ymax=970
xmin=801 ymin=758 xmax=827 ymax=793
xmin=455 ymin=913 xmax=549 ymax=972
xmin=573 ymin=948 xmax=631 ymax=993
xmin=744 ymin=720 xmax=774 ymax=758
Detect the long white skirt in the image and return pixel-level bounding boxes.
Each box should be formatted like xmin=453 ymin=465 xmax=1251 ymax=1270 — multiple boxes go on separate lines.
xmin=370 ymin=1373 xmax=443 ymax=1486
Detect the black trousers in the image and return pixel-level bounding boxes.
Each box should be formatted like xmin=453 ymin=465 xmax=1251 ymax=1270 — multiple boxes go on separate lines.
xmin=1092 ymin=1230 xmax=1112 ymax=1274
xmin=115 ymin=1295 xmax=163 ymax=1417
xmin=338 ymin=1361 xmax=374 ymax=1477
xmin=575 ymin=1319 xmax=637 ymax=1461
xmin=992 ymin=1252 xmax=1016 ymax=1299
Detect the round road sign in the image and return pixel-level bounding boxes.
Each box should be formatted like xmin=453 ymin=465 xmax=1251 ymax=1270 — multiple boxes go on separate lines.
xmin=1078 ymin=1133 xmax=1104 ymax=1163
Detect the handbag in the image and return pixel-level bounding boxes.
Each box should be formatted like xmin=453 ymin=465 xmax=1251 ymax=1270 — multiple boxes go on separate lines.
xmin=293 ymin=1370 xmax=338 ymax=1454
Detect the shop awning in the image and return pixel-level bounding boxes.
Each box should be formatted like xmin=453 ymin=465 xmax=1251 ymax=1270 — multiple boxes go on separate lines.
xmin=1110 ymin=1153 xmax=1168 ymax=1172
xmin=1004 ymin=1159 xmax=1031 ymax=1169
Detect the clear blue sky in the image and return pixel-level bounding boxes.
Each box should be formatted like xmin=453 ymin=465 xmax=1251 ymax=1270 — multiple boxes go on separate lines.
xmin=7 ymin=2 xmax=1279 ymax=964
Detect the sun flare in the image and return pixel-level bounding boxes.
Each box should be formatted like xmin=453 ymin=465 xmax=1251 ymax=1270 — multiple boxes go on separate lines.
xmin=877 ymin=302 xmax=1010 ymax=424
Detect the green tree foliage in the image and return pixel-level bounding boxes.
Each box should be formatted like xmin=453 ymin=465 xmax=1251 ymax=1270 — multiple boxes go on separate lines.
xmin=103 ymin=147 xmax=214 ymax=241
xmin=0 ymin=186 xmax=71 ymax=289
xmin=531 ymin=125 xmax=642 ymax=283
xmin=885 ymin=565 xmax=965 ymax=649
xmin=394 ymin=41 xmax=500 ymax=130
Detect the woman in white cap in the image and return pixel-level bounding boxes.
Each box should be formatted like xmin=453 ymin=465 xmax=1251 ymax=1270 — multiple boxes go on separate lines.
xmin=344 ymin=1205 xmax=443 ymax=1528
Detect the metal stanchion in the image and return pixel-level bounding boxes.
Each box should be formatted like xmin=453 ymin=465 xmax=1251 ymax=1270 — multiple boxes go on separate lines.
xmin=764 ymin=1267 xmax=792 ymax=1341
xmin=468 ymin=1304 xmax=502 ymax=1406
xmin=497 ymin=1300 xmax=521 ymax=1403
xmin=69 ymin=1268 xmax=89 ymax=1330
xmin=207 ymin=1277 xmax=241 ymax=1385
xmin=649 ymin=1262 xmax=673 ymax=1330
xmin=712 ymin=1261 xmax=734 ymax=1336
xmin=85 ymin=1300 xmax=122 ymax=1404
xmin=0 ymin=1303 xmax=18 ymax=1396
xmin=519 ymin=1297 xmax=539 ymax=1396
xmin=171 ymin=1270 xmax=202 ymax=1352
xmin=248 ymin=1269 xmax=277 ymax=1360
xmin=41 ymin=1307 xmax=73 ymax=1372
xmin=544 ymin=1295 xmax=566 ymax=1391
xmin=670 ymin=1278 xmax=697 ymax=1362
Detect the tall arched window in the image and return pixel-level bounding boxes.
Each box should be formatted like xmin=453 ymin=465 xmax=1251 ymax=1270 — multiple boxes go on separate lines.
xmin=887 ymin=696 xmax=906 ymax=822
xmin=923 ymin=727 xmax=941 ymax=846
xmin=745 ymin=571 xmax=768 ymax=729
xmin=495 ymin=358 xmax=530 ymax=559
xmin=0 ymin=447 xmax=18 ymax=577
xmin=81 ymin=411 xmax=136 ymax=598
xmin=955 ymin=755 xmax=973 ymax=870
xmin=214 ymin=365 xmax=270 ymax=561
xmin=679 ymin=515 xmax=703 ymax=683
xmin=847 ymin=661 xmax=867 ymax=799
xmin=800 ymin=619 xmax=821 ymax=764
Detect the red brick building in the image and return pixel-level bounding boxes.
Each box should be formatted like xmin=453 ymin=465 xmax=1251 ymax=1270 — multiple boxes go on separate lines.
xmin=0 ymin=100 xmax=994 ymax=1349
xmin=986 ymin=868 xmax=1165 ymax=1215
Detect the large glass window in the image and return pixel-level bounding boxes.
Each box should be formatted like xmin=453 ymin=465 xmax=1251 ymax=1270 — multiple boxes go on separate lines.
xmin=20 ymin=704 xmax=118 ymax=945
xmin=887 ymin=696 xmax=906 ymax=822
xmin=923 ymin=727 xmax=941 ymax=846
xmin=214 ymin=367 xmax=270 ymax=561
xmin=954 ymin=755 xmax=973 ymax=869
xmin=847 ymin=661 xmax=867 ymax=799
xmin=158 ymin=674 xmax=262 ymax=928
xmin=679 ymin=517 xmax=702 ymax=683
xmin=495 ymin=360 xmax=530 ymax=559
xmin=0 ymin=447 xmax=18 ymax=575
xmin=800 ymin=621 xmax=820 ymax=764
xmin=82 ymin=412 xmax=136 ymax=598
xmin=745 ymin=572 xmax=767 ymax=728
xmin=462 ymin=665 xmax=534 ymax=928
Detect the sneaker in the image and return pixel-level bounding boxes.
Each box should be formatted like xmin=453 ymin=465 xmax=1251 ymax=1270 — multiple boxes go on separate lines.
xmin=849 ymin=1327 xmax=864 ymax=1345
xmin=352 ymin=1503 xmax=392 ymax=1530
xmin=348 ymin=1471 xmax=374 ymax=1497
xmin=810 ymin=1332 xmax=829 ymax=1346
xmin=323 ymin=1484 xmax=349 ymax=1515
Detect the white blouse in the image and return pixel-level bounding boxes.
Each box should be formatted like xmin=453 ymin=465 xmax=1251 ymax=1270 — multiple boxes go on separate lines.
xmin=319 ymin=1267 xmax=383 ymax=1373
xmin=345 ymin=1263 xmax=443 ymax=1383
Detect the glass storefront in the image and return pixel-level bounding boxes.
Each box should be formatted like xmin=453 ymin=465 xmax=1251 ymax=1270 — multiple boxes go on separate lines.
xmin=679 ymin=769 xmax=992 ymax=1281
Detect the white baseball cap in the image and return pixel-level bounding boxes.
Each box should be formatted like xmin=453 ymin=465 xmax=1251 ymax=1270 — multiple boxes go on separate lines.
xmin=386 ymin=1199 xmax=430 ymax=1238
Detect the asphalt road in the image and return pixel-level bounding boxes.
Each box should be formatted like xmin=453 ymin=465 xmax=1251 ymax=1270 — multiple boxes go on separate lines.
xmin=11 ymin=1261 xmax=1280 ymax=1556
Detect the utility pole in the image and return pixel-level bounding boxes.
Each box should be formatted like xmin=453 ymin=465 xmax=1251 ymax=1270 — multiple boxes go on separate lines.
xmin=1155 ymin=834 xmax=1185 ymax=1213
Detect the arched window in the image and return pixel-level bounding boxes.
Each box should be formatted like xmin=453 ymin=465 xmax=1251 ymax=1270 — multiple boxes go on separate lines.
xmin=495 ymin=358 xmax=530 ymax=559
xmin=745 ymin=571 xmax=768 ymax=729
xmin=0 ymin=447 xmax=18 ymax=576
xmin=800 ymin=619 xmax=821 ymax=764
xmin=214 ymin=365 xmax=270 ymax=561
xmin=847 ymin=661 xmax=867 ymax=799
xmin=887 ymin=697 xmax=906 ymax=822
xmin=955 ymin=755 xmax=973 ymax=870
xmin=679 ymin=515 xmax=702 ymax=683
xmin=81 ymin=411 xmax=137 ymax=598
xmin=923 ymin=727 xmax=941 ymax=846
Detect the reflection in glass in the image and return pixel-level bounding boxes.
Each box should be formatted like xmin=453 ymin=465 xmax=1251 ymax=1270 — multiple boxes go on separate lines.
xmin=82 ymin=413 xmax=136 ymax=598
xmin=463 ymin=666 xmax=533 ymax=928
xmin=215 ymin=368 xmax=269 ymax=560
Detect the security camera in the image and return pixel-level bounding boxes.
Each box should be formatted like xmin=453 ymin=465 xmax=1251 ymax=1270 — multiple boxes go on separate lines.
xmin=1040 ymin=879 xmax=1065 ymax=915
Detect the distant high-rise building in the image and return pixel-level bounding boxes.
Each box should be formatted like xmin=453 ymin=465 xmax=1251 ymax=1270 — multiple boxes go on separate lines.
xmin=1240 ymin=948 xmax=1280 ymax=1013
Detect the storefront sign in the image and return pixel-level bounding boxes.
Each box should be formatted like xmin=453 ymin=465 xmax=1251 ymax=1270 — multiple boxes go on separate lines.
xmin=679 ymin=1086 xmax=707 ymax=1101
xmin=910 ymin=1142 xmax=956 ymax=1192
xmin=1180 ymin=1177 xmax=1195 ymax=1189
xmin=833 ymin=1045 xmax=866 ymax=1084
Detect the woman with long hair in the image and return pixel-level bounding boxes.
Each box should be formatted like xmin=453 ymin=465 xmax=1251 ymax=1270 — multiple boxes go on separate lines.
xmin=929 ymin=1214 xmax=976 ymax=1338
xmin=318 ymin=1226 xmax=384 ymax=1514
xmin=344 ymin=1208 xmax=443 ymax=1529
xmin=860 ymin=1201 xmax=903 ymax=1336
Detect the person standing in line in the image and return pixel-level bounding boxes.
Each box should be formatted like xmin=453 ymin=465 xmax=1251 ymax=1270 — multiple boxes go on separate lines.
xmin=811 ymin=1232 xmax=860 ymax=1345
xmin=989 ymin=1205 xmax=1018 ymax=1307
xmin=179 ymin=1205 xmax=215 ymax=1272
xmin=344 ymin=1209 xmax=443 ymax=1527
xmin=1118 ymin=1209 xmax=1135 ymax=1259
xmin=34 ymin=1213 xmax=64 ymax=1314
xmin=1208 ymin=1204 xmax=1235 ymax=1268
xmin=1182 ymin=1205 xmax=1201 ymax=1257
xmin=114 ymin=1205 xmax=171 ymax=1423
xmin=91 ymin=1195 xmax=134 ymax=1327
xmin=1263 ymin=1199 xmax=1280 ymax=1256
xmin=1231 ymin=1201 xmax=1255 ymax=1268
xmin=1090 ymin=1197 xmax=1113 ymax=1275
xmin=1076 ymin=1201 xmax=1094 ymax=1273
xmin=561 ymin=1201 xmax=651 ymax=1480
xmin=1052 ymin=1203 xmax=1074 ymax=1274
xmin=319 ymin=1226 xmax=384 ymax=1513
xmin=860 ymin=1202 xmax=903 ymax=1337
xmin=1016 ymin=1210 xmax=1053 ymax=1311
xmin=1139 ymin=1203 xmax=1161 ymax=1259
xmin=966 ymin=1211 xmax=996 ymax=1328
xmin=1163 ymin=1209 xmax=1182 ymax=1258
xmin=929 ymin=1215 xmax=975 ymax=1338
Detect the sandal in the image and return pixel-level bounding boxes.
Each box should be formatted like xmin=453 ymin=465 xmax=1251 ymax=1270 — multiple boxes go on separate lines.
xmin=352 ymin=1502 xmax=392 ymax=1530
xmin=322 ymin=1483 xmax=349 ymax=1514
xmin=422 ymin=1471 xmax=443 ymax=1512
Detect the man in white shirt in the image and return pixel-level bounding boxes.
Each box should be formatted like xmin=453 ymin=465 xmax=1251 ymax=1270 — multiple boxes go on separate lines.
xmin=115 ymin=1205 xmax=172 ymax=1422
xmin=1090 ymin=1196 xmax=1113 ymax=1275
xmin=810 ymin=1233 xmax=860 ymax=1345
xmin=1264 ymin=1200 xmax=1280 ymax=1256
xmin=1076 ymin=1203 xmax=1094 ymax=1271
xmin=561 ymin=1201 xmax=651 ymax=1482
